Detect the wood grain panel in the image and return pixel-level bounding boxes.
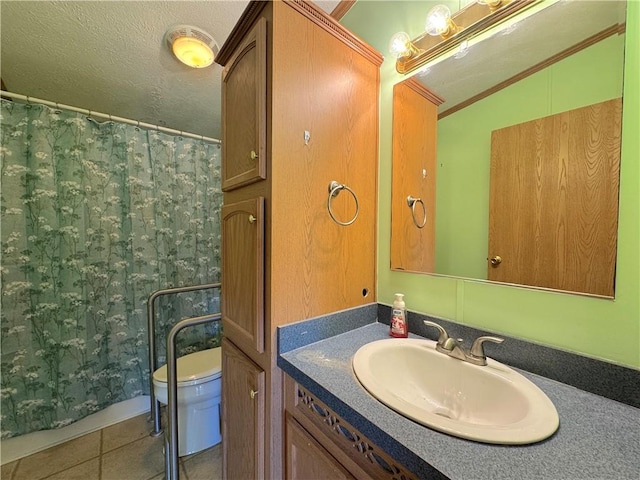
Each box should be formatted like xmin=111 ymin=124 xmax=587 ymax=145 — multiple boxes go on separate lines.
xmin=488 ymin=98 xmax=621 ymax=297
xmin=286 ymin=414 xmax=355 ymax=480
xmin=222 ymin=198 xmax=265 ymax=352
xmin=221 ymin=17 xmax=267 ymax=191
xmin=391 ymin=79 xmax=441 ymax=273
xmin=285 ymin=376 xmax=419 ymax=480
xmin=222 ymin=338 xmax=265 ymax=480
xmin=268 ymin=0 xmax=379 ymax=325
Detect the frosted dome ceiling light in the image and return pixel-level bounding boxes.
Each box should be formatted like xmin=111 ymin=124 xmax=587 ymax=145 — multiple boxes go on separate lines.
xmin=164 ymin=25 xmax=219 ymax=69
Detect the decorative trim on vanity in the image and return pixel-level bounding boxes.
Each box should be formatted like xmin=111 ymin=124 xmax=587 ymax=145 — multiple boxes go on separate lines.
xmin=291 ymin=381 xmax=419 ymax=480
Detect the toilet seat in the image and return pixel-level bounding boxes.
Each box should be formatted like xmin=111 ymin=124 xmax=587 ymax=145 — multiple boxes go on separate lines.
xmin=153 ymin=348 xmax=222 ymax=387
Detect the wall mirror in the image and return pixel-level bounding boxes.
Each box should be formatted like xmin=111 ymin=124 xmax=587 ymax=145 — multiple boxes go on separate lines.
xmin=390 ymin=0 xmax=626 ymax=298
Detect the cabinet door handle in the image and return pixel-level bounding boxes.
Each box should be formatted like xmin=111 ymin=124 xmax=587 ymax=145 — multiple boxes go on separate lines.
xmin=248 ymin=214 xmax=256 ymax=224
xmin=250 ymin=389 xmax=259 ymax=399
xmin=250 ymin=150 xmax=258 ymax=160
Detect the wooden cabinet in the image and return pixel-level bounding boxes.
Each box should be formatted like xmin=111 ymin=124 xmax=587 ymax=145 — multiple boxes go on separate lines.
xmin=390 ymin=78 xmax=443 ymax=273
xmin=221 ymin=17 xmax=267 ymax=191
xmin=284 ymin=375 xmax=418 ymax=480
xmin=286 ymin=414 xmax=354 ymax=480
xmin=221 ymin=197 xmax=265 ymax=353
xmin=216 ymin=1 xmax=382 ymax=477
xmin=222 ymin=338 xmax=265 ymax=480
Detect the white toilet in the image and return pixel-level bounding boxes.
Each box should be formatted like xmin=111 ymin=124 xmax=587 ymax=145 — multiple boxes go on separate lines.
xmin=152 ymin=347 xmax=222 ymax=456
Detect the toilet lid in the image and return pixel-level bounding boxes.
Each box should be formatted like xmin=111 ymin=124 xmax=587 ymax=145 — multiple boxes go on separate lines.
xmin=153 ymin=348 xmax=222 ymax=386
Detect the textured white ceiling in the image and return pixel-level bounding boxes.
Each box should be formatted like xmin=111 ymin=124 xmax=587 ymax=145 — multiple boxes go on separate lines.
xmin=1 ymin=0 xmax=340 ymax=139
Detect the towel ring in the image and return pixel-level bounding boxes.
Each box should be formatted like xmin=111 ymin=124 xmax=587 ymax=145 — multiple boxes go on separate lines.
xmin=327 ymin=180 xmax=359 ymax=226
xmin=407 ymin=195 xmax=427 ymax=229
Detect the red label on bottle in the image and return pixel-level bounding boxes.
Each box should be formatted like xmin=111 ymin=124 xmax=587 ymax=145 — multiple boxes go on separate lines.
xmin=390 ymin=309 xmax=407 ymax=337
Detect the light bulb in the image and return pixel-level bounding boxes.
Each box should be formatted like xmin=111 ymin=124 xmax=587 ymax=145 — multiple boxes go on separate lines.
xmin=477 ymin=0 xmax=502 ymax=12
xmin=425 ymin=5 xmax=458 ymax=39
xmin=388 ymin=32 xmax=414 ymax=59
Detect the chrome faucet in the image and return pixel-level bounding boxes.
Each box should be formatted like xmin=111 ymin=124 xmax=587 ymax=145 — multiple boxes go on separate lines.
xmin=423 ymin=320 xmax=504 ymax=366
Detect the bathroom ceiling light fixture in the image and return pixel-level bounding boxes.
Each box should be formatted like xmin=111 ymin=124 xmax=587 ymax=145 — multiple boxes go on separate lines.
xmin=477 ymin=0 xmax=503 ymax=13
xmin=389 ymin=31 xmax=421 ymax=59
xmin=395 ymin=0 xmax=535 ymax=74
xmin=425 ymin=5 xmax=459 ymax=39
xmin=164 ymin=25 xmax=219 ymax=69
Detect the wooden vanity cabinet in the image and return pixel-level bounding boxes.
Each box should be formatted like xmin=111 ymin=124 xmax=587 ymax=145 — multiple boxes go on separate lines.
xmin=216 ymin=1 xmax=382 ymax=478
xmin=390 ymin=78 xmax=443 ymax=273
xmin=284 ymin=375 xmax=418 ymax=480
xmin=286 ymin=414 xmax=355 ymax=480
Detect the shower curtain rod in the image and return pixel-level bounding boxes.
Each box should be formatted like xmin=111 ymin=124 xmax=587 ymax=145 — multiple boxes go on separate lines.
xmin=0 ymin=90 xmax=221 ymax=145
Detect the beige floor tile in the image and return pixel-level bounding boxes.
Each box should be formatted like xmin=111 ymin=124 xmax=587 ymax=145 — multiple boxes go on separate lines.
xmin=101 ymin=434 xmax=165 ymax=480
xmin=12 ymin=431 xmax=101 ymax=480
xmin=43 ymin=458 xmax=100 ymax=480
xmin=1 ymin=460 xmax=18 ymax=480
xmin=102 ymin=413 xmax=153 ymax=453
xmin=148 ymin=463 xmax=187 ymax=480
xmin=182 ymin=444 xmax=222 ymax=480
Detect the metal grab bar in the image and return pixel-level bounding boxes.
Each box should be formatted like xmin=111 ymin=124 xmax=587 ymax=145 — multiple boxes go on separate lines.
xmin=166 ymin=313 xmax=221 ymax=480
xmin=147 ymin=283 xmax=221 ymax=437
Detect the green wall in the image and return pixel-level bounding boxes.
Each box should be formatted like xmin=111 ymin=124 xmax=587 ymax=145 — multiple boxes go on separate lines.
xmin=435 ymin=34 xmax=625 ymax=278
xmin=343 ymin=1 xmax=640 ymax=368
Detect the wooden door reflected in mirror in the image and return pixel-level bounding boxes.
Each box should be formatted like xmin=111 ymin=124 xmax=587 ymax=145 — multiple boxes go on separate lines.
xmin=487 ymin=98 xmax=622 ymax=297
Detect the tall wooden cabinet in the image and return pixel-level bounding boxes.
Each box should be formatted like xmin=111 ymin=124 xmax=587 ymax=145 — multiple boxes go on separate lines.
xmin=390 ymin=78 xmax=443 ymax=273
xmin=221 ymin=338 xmax=265 ymax=479
xmin=216 ymin=1 xmax=382 ymax=478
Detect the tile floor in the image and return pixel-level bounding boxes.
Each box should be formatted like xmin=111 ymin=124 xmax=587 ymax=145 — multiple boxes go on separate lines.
xmin=0 ymin=413 xmax=221 ymax=480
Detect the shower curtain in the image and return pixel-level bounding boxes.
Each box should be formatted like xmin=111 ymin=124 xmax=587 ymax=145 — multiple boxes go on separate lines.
xmin=0 ymin=99 xmax=222 ymax=438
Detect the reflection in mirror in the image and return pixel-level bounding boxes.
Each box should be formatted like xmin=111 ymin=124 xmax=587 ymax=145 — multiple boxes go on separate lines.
xmin=391 ymin=0 xmax=626 ymax=298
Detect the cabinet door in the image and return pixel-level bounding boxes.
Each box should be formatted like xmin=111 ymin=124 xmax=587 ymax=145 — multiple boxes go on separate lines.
xmin=222 ymin=197 xmax=265 ymax=353
xmin=390 ymin=78 xmax=442 ymax=273
xmin=286 ymin=414 xmax=355 ymax=480
xmin=222 ymin=338 xmax=265 ymax=480
xmin=221 ymin=17 xmax=267 ymax=191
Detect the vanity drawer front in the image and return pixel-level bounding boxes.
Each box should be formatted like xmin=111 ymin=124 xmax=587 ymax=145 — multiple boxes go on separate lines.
xmin=286 ymin=413 xmax=355 ymax=480
xmin=284 ymin=376 xmax=418 ymax=480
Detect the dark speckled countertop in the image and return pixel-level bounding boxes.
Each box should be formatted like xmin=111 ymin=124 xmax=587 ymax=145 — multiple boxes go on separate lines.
xmin=278 ymin=313 xmax=640 ymax=480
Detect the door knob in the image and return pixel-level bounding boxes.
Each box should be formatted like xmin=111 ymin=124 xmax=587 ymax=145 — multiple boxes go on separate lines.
xmin=250 ymin=389 xmax=259 ymax=399
xmin=250 ymin=150 xmax=258 ymax=160
xmin=248 ymin=214 xmax=256 ymax=224
xmin=490 ymin=255 xmax=502 ymax=266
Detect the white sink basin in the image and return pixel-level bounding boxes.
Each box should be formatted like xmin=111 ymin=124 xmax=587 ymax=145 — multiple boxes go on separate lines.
xmin=352 ymin=338 xmax=559 ymax=445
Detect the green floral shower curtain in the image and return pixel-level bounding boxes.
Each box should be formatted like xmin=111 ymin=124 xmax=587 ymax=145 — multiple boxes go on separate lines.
xmin=0 ymin=99 xmax=222 ymax=438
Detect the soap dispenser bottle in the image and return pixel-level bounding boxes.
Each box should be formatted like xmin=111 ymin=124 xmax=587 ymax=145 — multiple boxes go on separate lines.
xmin=389 ymin=293 xmax=408 ymax=338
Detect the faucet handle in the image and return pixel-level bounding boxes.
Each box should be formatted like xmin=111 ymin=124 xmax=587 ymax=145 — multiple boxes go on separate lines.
xmin=422 ymin=320 xmax=449 ymax=346
xmin=469 ymin=336 xmax=504 ymax=362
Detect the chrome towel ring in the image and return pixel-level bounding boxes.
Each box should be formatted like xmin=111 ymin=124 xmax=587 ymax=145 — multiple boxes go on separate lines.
xmin=407 ymin=195 xmax=427 ymax=229
xmin=328 ymin=180 xmax=359 ymax=226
